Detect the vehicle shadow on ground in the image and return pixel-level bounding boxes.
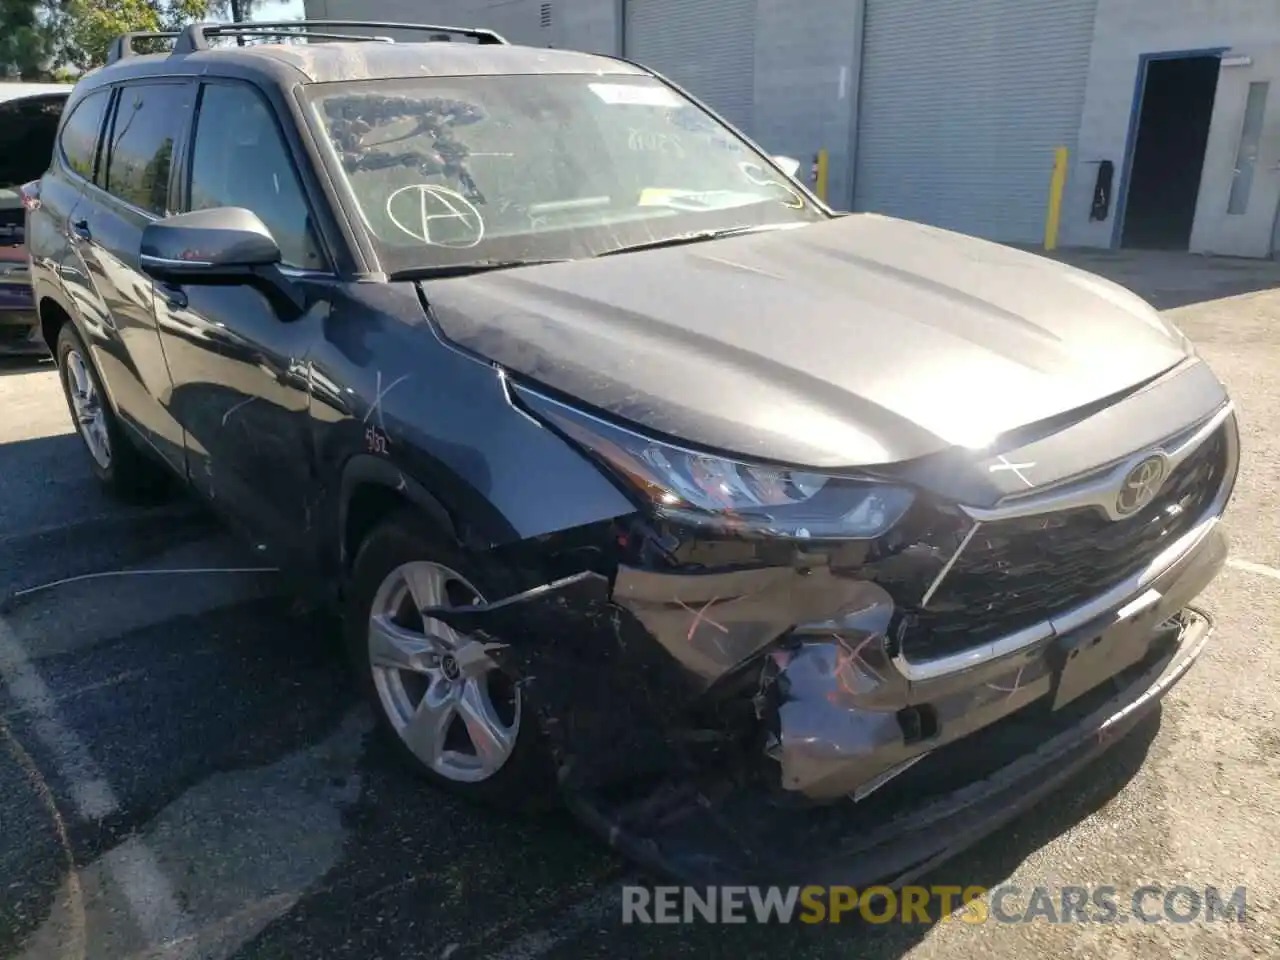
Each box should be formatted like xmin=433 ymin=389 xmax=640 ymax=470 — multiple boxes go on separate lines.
xmin=506 ymin=711 xmax=1164 ymax=959
xmin=1044 ymin=249 xmax=1280 ymax=311
xmin=235 ymin=674 xmax=1162 ymax=959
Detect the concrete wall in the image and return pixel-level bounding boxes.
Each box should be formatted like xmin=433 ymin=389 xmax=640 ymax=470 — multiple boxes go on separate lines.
xmin=752 ymin=0 xmax=863 ymax=209
xmin=1060 ymin=0 xmax=1280 ymax=248
xmin=302 ymin=0 xmax=586 ymax=49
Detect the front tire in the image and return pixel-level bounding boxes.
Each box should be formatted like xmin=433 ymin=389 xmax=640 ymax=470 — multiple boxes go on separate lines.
xmin=345 ymin=510 xmax=554 ymax=810
xmin=55 ymin=324 xmax=169 ymax=499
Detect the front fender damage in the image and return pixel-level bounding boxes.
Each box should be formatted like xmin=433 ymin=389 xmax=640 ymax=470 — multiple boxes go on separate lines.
xmin=426 ymin=559 xmax=896 ymax=796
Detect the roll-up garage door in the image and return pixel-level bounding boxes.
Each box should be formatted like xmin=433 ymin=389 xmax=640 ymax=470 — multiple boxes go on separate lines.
xmin=854 ymin=0 xmax=1097 ymax=243
xmin=623 ymin=0 xmax=757 ymax=135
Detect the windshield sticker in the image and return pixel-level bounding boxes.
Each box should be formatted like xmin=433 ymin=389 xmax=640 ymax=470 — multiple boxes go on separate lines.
xmin=385 ymin=184 xmax=485 ymax=248
xmin=627 ymin=129 xmax=685 ymax=156
xmin=589 ymin=83 xmax=681 ymax=107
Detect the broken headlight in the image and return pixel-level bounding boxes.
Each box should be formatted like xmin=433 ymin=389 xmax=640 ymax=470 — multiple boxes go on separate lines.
xmin=526 ymin=393 xmax=915 ymax=539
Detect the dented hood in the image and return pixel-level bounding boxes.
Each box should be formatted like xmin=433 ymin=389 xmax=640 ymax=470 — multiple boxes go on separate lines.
xmin=422 ymin=214 xmax=1189 ymax=468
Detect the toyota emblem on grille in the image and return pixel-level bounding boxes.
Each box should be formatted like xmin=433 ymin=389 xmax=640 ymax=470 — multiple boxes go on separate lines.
xmin=1115 ymin=454 xmax=1168 ymax=516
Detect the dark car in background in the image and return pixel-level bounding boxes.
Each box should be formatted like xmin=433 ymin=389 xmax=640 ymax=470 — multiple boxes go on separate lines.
xmin=26 ymin=22 xmax=1238 ymax=886
xmin=0 ymin=83 xmax=70 ymax=356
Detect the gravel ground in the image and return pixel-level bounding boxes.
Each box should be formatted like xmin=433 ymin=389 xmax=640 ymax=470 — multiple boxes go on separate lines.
xmin=0 ymin=249 xmax=1277 ymax=959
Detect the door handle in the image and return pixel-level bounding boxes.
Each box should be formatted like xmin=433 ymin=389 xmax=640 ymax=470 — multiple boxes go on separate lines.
xmin=158 ymin=283 xmax=188 ymax=310
xmin=70 ymin=218 xmax=90 ymax=241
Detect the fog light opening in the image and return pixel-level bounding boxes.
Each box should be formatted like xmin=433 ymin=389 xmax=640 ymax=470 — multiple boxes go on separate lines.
xmin=897 ymin=704 xmax=939 ymax=745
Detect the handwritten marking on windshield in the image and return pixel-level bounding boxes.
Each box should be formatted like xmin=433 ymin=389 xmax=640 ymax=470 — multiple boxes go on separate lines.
xmin=627 ymin=129 xmax=685 ymax=157
xmin=385 ymin=184 xmax=485 ymax=248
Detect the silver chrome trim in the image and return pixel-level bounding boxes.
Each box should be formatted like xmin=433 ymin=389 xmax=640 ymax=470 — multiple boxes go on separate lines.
xmin=140 ymin=253 xmax=214 ymax=269
xmin=139 ymin=256 xmax=337 ymax=277
xmin=919 ymin=523 xmax=980 ymax=609
xmin=962 ymin=401 xmax=1234 ymax=524
xmin=893 ymin=512 xmax=1222 ymax=682
xmin=892 ymin=407 xmax=1237 ymax=682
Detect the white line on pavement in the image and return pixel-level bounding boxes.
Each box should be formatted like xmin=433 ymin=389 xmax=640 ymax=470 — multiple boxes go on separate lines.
xmin=0 ymin=613 xmax=195 ymax=951
xmin=0 ymin=617 xmax=117 ymax=820
xmin=1227 ymin=558 xmax=1280 ymax=582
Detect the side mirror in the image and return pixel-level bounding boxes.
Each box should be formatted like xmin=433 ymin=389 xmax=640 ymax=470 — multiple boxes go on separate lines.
xmin=139 ymin=207 xmax=281 ymax=284
xmin=772 ymin=155 xmax=802 ymax=179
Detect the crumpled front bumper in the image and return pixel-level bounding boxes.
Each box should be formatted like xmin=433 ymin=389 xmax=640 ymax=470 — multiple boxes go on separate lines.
xmin=428 ymin=509 xmax=1225 ymax=883
xmin=572 ymin=605 xmax=1213 ymax=886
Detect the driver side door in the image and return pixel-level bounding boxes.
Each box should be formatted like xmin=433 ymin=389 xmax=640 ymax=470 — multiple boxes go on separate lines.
xmin=153 ymin=78 xmax=331 ymax=559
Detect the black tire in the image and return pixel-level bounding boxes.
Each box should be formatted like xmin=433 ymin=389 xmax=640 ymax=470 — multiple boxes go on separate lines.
xmin=345 ymin=508 xmax=556 ymax=811
xmin=54 ymin=323 xmax=170 ymax=500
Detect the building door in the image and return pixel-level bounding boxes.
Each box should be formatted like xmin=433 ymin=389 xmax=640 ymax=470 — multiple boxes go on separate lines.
xmin=853 ymin=0 xmax=1098 ymax=243
xmin=622 ymin=0 xmax=757 ymax=135
xmin=1190 ymin=46 xmax=1280 ymax=259
xmin=1119 ymin=55 xmax=1220 ymax=250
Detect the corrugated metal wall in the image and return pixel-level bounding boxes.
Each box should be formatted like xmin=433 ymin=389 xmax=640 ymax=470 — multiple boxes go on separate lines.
xmin=854 ymin=0 xmax=1098 ymax=242
xmin=623 ymin=0 xmax=758 ymax=135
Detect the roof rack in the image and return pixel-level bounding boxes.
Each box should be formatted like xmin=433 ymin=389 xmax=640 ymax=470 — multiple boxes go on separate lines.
xmin=171 ymin=20 xmax=509 ymax=54
xmin=105 ymin=31 xmax=180 ymax=64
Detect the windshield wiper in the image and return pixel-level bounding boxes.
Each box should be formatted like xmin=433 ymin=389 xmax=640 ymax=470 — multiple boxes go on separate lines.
xmin=389 ymin=259 xmax=571 ymax=281
xmin=596 ymin=223 xmax=799 ymax=257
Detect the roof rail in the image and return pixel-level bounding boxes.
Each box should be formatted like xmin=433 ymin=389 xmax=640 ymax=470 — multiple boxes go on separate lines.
xmin=172 ymin=19 xmax=509 ymax=54
xmin=105 ymin=31 xmax=180 ymax=64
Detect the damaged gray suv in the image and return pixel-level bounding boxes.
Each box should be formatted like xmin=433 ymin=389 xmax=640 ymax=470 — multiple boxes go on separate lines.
xmin=28 ymin=20 xmax=1238 ymax=885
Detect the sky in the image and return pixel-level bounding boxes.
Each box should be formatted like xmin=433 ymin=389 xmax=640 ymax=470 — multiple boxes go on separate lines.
xmin=247 ymin=0 xmax=305 ymax=21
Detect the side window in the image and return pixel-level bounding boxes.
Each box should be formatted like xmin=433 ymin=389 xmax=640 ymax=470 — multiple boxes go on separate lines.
xmin=58 ymin=89 xmax=111 ymax=182
xmin=103 ymin=83 xmax=190 ymax=216
xmin=188 ymin=83 xmax=325 ymax=270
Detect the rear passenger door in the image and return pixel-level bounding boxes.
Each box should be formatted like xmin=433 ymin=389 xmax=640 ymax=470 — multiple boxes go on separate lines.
xmin=69 ymin=80 xmax=193 ymax=473
xmin=155 ymin=78 xmax=327 ymax=556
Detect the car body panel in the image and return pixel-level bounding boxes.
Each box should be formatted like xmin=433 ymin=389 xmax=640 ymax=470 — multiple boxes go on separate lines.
xmin=71 ymin=184 xmax=190 ymax=472
xmin=0 ymin=83 xmax=75 ymax=105
xmin=304 ymin=282 xmax=638 ymax=559
xmin=24 ymin=31 xmax=1241 ymax=885
xmin=153 ymin=277 xmax=322 ymax=559
xmin=426 ymin=213 xmax=1190 ymax=469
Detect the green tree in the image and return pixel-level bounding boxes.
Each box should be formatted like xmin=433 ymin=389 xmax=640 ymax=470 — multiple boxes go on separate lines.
xmin=1 ymin=0 xmax=274 ymax=76
xmin=0 ymin=0 xmax=59 ymax=79
xmin=61 ymin=0 xmax=218 ymax=70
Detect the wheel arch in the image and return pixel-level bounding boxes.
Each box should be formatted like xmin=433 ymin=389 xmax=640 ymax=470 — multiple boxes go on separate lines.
xmin=38 ymin=294 xmax=73 ymax=353
xmin=339 ymin=454 xmax=458 ymax=571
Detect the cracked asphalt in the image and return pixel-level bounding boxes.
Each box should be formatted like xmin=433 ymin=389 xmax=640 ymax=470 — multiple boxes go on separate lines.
xmin=1 ymin=249 xmax=1278 ymax=959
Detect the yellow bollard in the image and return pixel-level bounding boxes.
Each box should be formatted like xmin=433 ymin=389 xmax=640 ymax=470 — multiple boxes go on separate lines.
xmin=816 ymin=148 xmax=829 ymax=204
xmin=1044 ymin=146 xmax=1069 ymax=251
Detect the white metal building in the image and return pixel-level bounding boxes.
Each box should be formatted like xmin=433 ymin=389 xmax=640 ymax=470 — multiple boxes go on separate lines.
xmin=304 ymin=0 xmax=1280 ymax=257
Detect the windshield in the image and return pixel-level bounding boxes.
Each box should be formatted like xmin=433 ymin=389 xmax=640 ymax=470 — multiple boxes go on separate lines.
xmin=306 ymin=73 xmax=825 ymax=274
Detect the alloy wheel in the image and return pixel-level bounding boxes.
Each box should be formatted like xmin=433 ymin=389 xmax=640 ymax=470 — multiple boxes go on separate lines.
xmin=64 ymin=348 xmax=111 ymax=469
xmin=367 ymin=561 xmax=520 ymax=782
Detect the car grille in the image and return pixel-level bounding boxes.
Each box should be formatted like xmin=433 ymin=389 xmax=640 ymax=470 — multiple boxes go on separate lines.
xmin=897 ymin=424 xmax=1230 ymax=663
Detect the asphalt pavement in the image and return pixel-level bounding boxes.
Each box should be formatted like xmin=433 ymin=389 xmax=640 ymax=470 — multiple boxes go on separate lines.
xmin=1 ymin=249 xmax=1278 ymax=959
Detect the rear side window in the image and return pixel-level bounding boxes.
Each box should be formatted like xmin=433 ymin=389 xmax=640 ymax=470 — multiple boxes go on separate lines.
xmin=187 ymin=82 xmax=325 ymax=269
xmin=58 ymin=89 xmax=110 ymax=182
xmin=103 ymin=82 xmax=190 ymax=216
